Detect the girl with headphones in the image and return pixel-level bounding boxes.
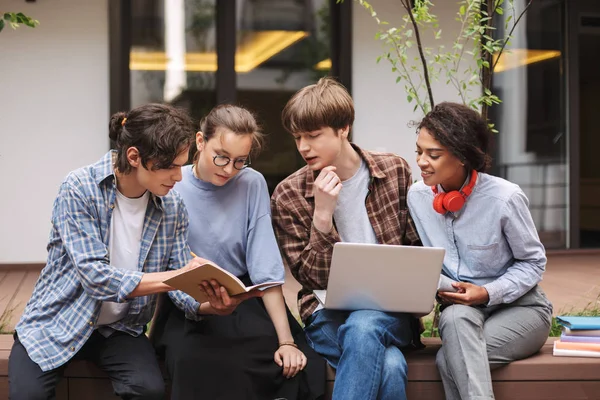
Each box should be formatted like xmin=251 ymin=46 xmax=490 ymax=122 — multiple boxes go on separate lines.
xmin=407 ymin=102 xmax=553 ymax=400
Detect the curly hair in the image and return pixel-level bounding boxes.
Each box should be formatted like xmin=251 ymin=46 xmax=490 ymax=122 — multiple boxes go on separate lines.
xmin=417 ymin=102 xmax=492 ymax=172
xmin=109 ymin=103 xmax=195 ymax=174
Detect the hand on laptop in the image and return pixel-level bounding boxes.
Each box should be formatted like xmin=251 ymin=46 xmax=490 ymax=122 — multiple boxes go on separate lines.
xmin=437 ymin=282 xmax=490 ymax=306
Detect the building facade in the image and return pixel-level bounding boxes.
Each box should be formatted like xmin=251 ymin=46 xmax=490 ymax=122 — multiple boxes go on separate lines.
xmin=0 ymin=0 xmax=598 ymax=263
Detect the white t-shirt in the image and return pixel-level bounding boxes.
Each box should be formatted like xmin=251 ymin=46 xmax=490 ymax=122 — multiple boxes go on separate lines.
xmin=314 ymin=160 xmax=377 ymax=313
xmin=333 ymin=159 xmax=378 ymax=244
xmin=96 ymin=189 xmax=149 ymax=326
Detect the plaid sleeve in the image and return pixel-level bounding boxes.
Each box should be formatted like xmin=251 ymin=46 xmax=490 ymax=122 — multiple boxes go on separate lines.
xmin=271 ymin=195 xmax=339 ymax=291
xmin=55 ymin=181 xmax=143 ymax=303
xmin=166 ymin=202 xmax=203 ymax=321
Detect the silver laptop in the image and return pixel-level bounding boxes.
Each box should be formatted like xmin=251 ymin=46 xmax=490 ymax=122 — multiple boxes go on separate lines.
xmin=313 ymin=243 xmax=445 ymax=314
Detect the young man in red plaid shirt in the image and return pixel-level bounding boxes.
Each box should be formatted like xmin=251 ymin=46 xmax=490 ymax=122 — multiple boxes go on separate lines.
xmin=271 ymin=77 xmax=422 ymax=400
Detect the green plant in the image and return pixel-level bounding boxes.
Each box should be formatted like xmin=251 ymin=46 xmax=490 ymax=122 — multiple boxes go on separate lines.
xmin=419 ymin=304 xmax=439 ymax=337
xmin=344 ymin=0 xmax=531 ymax=127
xmin=0 ymin=304 xmax=17 ymax=334
xmin=0 ymin=12 xmax=39 ymax=33
xmin=550 ymin=297 xmax=600 ymax=337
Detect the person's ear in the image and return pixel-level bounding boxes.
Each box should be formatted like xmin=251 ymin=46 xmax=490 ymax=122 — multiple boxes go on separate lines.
xmin=126 ymin=147 xmax=141 ymax=168
xmin=340 ymin=126 xmax=350 ymax=139
xmin=196 ymin=131 xmax=205 ymax=151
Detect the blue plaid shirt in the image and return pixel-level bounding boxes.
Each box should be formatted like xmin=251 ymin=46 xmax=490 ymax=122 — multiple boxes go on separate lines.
xmin=16 ymin=151 xmax=201 ymax=372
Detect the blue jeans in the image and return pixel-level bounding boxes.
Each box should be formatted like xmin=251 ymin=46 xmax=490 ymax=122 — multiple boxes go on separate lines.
xmin=304 ymin=309 xmax=413 ymax=400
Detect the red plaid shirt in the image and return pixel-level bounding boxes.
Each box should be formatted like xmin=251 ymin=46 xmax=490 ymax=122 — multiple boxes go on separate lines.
xmin=271 ymin=145 xmax=422 ymax=323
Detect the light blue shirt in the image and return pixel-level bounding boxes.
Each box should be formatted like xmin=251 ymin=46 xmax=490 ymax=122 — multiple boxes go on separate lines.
xmin=173 ymin=166 xmax=285 ymax=290
xmin=407 ymin=172 xmax=546 ymax=306
xmin=16 ymin=151 xmax=193 ymax=372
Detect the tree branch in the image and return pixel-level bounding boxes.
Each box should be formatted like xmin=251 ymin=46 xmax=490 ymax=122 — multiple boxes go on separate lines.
xmin=389 ymin=34 xmax=428 ymax=115
xmin=400 ymin=0 xmax=435 ymax=111
xmin=480 ymin=0 xmax=494 ymax=120
xmin=491 ymin=0 xmax=533 ymax=72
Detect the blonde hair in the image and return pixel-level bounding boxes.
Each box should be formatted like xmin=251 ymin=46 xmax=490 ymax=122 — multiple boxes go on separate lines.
xmin=281 ymin=77 xmax=354 ymax=134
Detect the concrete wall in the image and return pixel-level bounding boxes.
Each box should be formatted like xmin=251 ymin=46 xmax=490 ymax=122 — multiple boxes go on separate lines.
xmin=0 ymin=0 xmax=110 ymax=263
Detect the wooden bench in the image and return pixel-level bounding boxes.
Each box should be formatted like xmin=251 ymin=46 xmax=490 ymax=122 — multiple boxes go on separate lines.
xmin=2 ymin=335 xmax=600 ymax=399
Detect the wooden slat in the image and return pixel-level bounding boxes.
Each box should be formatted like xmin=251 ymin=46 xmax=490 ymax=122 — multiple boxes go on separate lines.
xmin=494 ymin=381 xmax=600 ymax=400
xmin=406 ymin=382 xmax=445 ymax=399
xmin=0 ymin=352 xmax=9 ymax=376
xmin=5 ymin=270 xmax=40 ymax=331
xmin=67 ymin=378 xmax=117 ymax=399
xmin=0 ymin=336 xmax=13 ymax=351
xmin=0 ymin=378 xmax=8 ymax=399
xmin=0 ymin=271 xmax=26 ymax=327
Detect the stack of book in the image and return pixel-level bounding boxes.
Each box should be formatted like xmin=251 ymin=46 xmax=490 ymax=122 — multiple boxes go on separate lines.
xmin=553 ymin=316 xmax=600 ymax=358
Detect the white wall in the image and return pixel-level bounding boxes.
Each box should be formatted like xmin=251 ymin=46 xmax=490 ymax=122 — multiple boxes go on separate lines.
xmin=352 ymin=0 xmax=477 ymax=179
xmin=0 ymin=0 xmax=109 ymax=263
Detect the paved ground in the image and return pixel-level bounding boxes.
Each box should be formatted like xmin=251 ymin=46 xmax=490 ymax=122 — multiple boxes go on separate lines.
xmin=1 ymin=251 xmax=599 ymax=332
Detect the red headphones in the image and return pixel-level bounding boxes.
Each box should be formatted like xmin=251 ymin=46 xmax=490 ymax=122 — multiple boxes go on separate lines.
xmin=431 ymin=169 xmax=478 ymax=214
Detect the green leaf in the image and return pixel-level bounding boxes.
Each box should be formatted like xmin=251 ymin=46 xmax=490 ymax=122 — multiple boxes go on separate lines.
xmin=459 ymin=5 xmax=466 ymax=15
xmin=496 ymin=7 xmax=504 ymax=15
xmin=407 ymin=95 xmax=413 ymax=102
xmin=0 ymin=19 xmax=4 ymax=33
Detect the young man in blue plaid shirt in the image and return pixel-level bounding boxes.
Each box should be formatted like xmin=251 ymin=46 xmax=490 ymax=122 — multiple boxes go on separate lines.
xmin=8 ymin=104 xmax=257 ymax=400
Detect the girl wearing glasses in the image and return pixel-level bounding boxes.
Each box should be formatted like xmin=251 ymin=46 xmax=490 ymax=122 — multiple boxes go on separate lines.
xmin=156 ymin=104 xmax=325 ymax=400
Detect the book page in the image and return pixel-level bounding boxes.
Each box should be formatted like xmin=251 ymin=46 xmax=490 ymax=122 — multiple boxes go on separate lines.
xmin=164 ymin=263 xmax=247 ymax=303
xmin=246 ymin=281 xmax=284 ymax=292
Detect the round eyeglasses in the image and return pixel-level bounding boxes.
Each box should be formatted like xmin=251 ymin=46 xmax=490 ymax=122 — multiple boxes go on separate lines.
xmin=212 ymin=154 xmax=251 ymax=170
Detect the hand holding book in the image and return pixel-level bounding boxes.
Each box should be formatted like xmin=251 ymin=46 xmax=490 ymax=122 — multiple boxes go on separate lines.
xmin=197 ymin=278 xmax=264 ymax=316
xmin=164 ymin=252 xmax=284 ymax=307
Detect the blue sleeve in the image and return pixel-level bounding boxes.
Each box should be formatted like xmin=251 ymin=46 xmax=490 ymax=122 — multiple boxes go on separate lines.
xmin=54 ymin=181 xmax=142 ymax=302
xmin=166 ymin=201 xmax=203 ymax=321
xmin=483 ymin=191 xmax=546 ymax=305
xmin=407 ymin=188 xmax=455 ymax=285
xmin=245 ymin=176 xmax=286 ymax=284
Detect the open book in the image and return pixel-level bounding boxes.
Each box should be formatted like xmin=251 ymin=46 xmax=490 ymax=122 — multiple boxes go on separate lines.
xmin=164 ymin=262 xmax=284 ymax=304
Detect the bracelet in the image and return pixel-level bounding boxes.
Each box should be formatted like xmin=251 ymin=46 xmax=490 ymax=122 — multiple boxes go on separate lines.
xmin=278 ymin=342 xmax=298 ymax=349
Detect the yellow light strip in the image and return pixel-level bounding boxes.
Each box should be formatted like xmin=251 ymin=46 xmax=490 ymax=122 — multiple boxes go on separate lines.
xmin=313 ymin=49 xmax=561 ymax=74
xmin=315 ymin=58 xmax=331 ymax=70
xmin=494 ymin=49 xmax=561 ymax=73
xmin=130 ymin=30 xmax=308 ymax=73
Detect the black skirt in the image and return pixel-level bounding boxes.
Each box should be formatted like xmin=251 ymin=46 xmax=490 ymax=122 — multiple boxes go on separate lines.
xmin=154 ymin=290 xmax=326 ymax=400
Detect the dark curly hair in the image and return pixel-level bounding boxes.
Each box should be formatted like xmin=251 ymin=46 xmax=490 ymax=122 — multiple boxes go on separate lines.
xmin=109 ymin=103 xmax=195 ymax=174
xmin=417 ymin=102 xmax=492 ymax=172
